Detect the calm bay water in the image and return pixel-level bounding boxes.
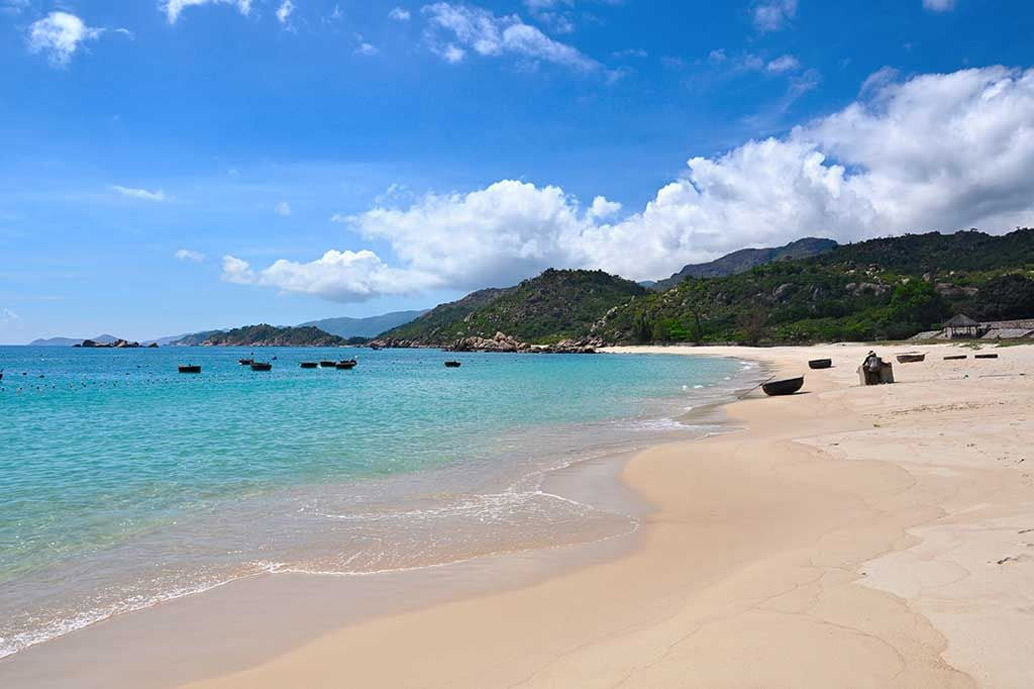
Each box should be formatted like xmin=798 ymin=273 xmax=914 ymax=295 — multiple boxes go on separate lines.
xmin=0 ymin=346 xmax=754 ymax=658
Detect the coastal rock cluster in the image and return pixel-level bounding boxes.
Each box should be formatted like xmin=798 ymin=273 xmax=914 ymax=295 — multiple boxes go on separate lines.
xmin=369 ymin=332 xmax=599 ymax=354
xmin=446 ymin=332 xmax=598 ymax=354
xmin=74 ymin=338 xmax=149 ymax=348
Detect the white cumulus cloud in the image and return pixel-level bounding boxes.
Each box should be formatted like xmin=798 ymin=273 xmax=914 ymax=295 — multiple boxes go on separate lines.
xmin=421 ymin=2 xmax=601 ymax=72
xmin=276 ymin=0 xmax=294 ymax=25
xmin=355 ymin=35 xmax=378 ymax=56
xmin=274 ymin=200 xmax=292 ymax=216
xmin=163 ymin=0 xmax=252 ymax=24
xmin=588 ymin=196 xmax=622 ymax=219
xmin=389 ymin=7 xmax=411 ymax=20
xmin=111 ymin=185 xmax=167 ymax=202
xmin=221 ymin=251 xmax=439 ymax=301
xmin=753 ymin=0 xmax=797 ymax=32
xmin=227 ymin=66 xmax=1034 ymax=302
xmin=766 ymin=54 xmax=801 ymax=74
xmin=26 ymin=11 xmax=116 ymax=66
xmin=175 ymin=249 xmax=206 ymax=263
xmin=923 ymin=0 xmax=955 ymax=11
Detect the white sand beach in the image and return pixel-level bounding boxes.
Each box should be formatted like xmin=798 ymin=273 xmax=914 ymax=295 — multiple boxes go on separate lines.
xmin=161 ymin=342 xmax=1034 ymax=688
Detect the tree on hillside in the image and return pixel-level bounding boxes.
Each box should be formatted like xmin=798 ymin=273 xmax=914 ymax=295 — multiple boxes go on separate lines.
xmin=884 ymin=281 xmax=951 ymax=337
xmin=969 ymin=274 xmax=1034 ymax=320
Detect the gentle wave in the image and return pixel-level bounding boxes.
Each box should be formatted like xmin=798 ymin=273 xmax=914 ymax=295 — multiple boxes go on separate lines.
xmin=0 ymin=347 xmax=762 ymax=660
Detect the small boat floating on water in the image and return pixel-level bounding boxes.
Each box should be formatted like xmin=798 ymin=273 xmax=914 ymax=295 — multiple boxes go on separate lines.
xmin=808 ymin=358 xmax=832 ymax=370
xmin=444 ymin=361 xmax=462 ymax=368
xmin=178 ymin=365 xmax=202 ymax=374
xmin=300 ymin=362 xmax=319 ymax=369
xmin=319 ymin=361 xmax=337 ymax=368
xmin=250 ymin=362 xmax=273 ymax=371
xmin=335 ymin=359 xmax=358 ymax=370
xmin=896 ymin=353 xmax=926 ymax=364
xmin=238 ymin=358 xmax=254 ymax=366
xmin=762 ymin=377 xmax=804 ymax=397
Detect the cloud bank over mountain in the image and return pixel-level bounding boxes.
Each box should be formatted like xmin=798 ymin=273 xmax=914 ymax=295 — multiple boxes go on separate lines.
xmin=227 ymin=66 xmax=1034 ymax=302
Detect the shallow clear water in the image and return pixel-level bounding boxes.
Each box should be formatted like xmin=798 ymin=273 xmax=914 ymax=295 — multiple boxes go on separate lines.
xmin=0 ymin=346 xmax=755 ymax=658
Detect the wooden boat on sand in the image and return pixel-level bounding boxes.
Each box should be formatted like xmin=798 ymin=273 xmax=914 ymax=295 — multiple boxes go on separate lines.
xmin=808 ymin=358 xmax=832 ymax=369
xmin=762 ymin=377 xmax=804 ymax=396
xmin=896 ymin=353 xmax=926 ymax=364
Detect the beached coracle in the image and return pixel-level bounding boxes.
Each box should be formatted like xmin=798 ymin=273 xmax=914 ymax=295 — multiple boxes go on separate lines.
xmin=178 ymin=365 xmax=201 ymax=374
xmin=808 ymin=359 xmax=833 ymax=369
xmin=762 ymin=377 xmax=804 ymax=396
xmin=250 ymin=362 xmax=273 ymax=371
xmin=897 ymin=353 xmax=927 ymax=364
xmin=444 ymin=361 xmax=462 ymax=368
xmin=300 ymin=362 xmax=319 ymax=369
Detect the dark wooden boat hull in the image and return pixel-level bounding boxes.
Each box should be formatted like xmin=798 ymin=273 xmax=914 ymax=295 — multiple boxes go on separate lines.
xmin=444 ymin=361 xmax=462 ymax=368
xmin=300 ymin=362 xmax=319 ymax=369
xmin=762 ymin=377 xmax=804 ymax=396
xmin=319 ymin=361 xmax=337 ymax=368
xmin=238 ymin=359 xmax=254 ymax=366
xmin=808 ymin=359 xmax=832 ymax=369
xmin=944 ymin=355 xmax=968 ymax=360
xmin=896 ymin=354 xmax=926 ymax=363
xmin=178 ymin=366 xmax=201 ymax=374
xmin=251 ymin=363 xmax=272 ymax=371
xmin=336 ymin=361 xmax=357 ymax=369
xmin=975 ymin=353 xmax=999 ymax=359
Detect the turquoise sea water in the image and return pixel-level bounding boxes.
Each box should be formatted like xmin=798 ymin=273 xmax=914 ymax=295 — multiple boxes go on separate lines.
xmin=0 ymin=346 xmax=755 ymax=658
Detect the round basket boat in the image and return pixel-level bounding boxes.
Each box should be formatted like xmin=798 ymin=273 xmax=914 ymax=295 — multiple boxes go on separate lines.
xmin=808 ymin=358 xmax=832 ymax=370
xmin=762 ymin=377 xmax=804 ymax=396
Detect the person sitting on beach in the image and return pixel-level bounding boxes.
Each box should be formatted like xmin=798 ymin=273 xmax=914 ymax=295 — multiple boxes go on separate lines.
xmin=863 ymin=351 xmax=881 ymax=385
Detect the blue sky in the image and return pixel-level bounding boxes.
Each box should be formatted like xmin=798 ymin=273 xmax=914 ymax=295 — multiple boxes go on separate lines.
xmin=3 ymin=0 xmax=1034 ymax=343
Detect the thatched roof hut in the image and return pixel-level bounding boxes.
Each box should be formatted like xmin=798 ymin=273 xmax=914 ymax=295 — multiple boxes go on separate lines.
xmin=943 ymin=314 xmax=981 ymax=339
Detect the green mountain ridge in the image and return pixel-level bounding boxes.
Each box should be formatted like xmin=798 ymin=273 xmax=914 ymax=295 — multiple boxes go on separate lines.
xmin=599 ymin=229 xmax=1034 ymax=344
xmin=298 ymin=310 xmax=427 ymax=338
xmin=29 ymin=334 xmax=119 ymax=347
xmin=379 ymin=269 xmax=646 ymax=345
xmin=379 ymin=230 xmax=1034 ymax=349
xmin=173 ymin=324 xmax=348 ymax=347
xmin=652 ymin=237 xmax=838 ymax=289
